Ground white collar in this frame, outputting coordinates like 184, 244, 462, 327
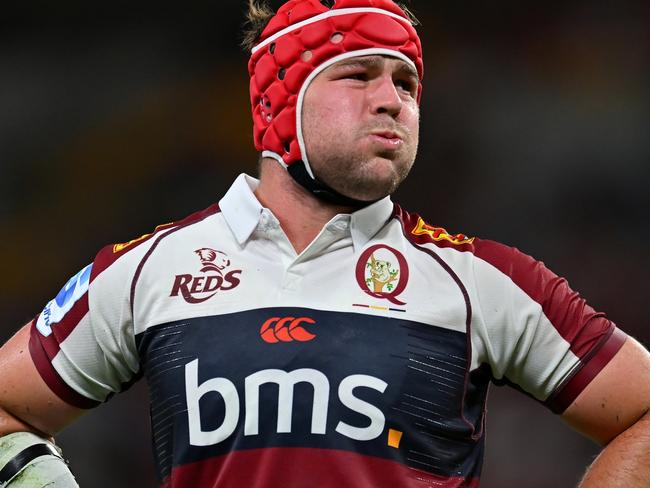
219, 173, 394, 250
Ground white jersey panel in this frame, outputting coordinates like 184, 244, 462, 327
31, 175, 623, 420
46, 232, 166, 402
132, 216, 469, 338
464, 248, 579, 400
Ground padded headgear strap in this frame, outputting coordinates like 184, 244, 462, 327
248, 0, 423, 206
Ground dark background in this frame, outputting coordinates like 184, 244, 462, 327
1, 1, 648, 486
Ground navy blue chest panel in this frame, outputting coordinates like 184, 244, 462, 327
136, 308, 488, 481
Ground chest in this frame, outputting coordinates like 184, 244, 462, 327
134, 234, 484, 480
138, 306, 478, 475
133, 235, 472, 336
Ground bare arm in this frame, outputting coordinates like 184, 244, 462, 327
0, 322, 86, 437
562, 337, 650, 487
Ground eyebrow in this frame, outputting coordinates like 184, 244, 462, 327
332, 56, 419, 80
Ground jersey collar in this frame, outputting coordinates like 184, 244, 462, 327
219, 173, 394, 250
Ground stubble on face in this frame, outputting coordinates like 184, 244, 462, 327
305, 118, 418, 201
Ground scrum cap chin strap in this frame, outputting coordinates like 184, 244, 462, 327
248, 0, 423, 207
286, 158, 363, 207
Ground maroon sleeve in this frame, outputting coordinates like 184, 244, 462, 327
546, 327, 627, 413
473, 239, 627, 413
29, 318, 100, 409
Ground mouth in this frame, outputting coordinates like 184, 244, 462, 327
369, 130, 404, 149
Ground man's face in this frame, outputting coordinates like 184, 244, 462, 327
301, 55, 420, 202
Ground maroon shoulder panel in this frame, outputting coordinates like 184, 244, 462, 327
129, 204, 221, 314
392, 203, 627, 413
470, 238, 620, 363
28, 203, 221, 410
90, 204, 216, 283
392, 204, 477, 252
91, 203, 221, 287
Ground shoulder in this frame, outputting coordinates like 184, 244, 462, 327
391, 202, 526, 263
90, 203, 222, 281
391, 204, 476, 252
391, 203, 561, 299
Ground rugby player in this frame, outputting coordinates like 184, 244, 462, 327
1, 0, 650, 486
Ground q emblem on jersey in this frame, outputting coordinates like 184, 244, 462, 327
170, 248, 242, 304
355, 244, 409, 306
36, 263, 93, 337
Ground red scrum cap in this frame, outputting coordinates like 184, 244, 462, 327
248, 0, 423, 205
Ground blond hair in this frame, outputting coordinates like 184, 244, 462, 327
241, 0, 420, 52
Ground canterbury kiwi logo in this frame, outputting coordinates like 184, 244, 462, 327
260, 317, 317, 343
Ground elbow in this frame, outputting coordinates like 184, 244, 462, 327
0, 405, 53, 439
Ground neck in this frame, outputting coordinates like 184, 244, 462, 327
254, 159, 353, 254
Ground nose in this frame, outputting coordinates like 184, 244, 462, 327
368, 75, 402, 118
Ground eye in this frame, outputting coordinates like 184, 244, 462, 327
395, 78, 416, 95
342, 72, 368, 81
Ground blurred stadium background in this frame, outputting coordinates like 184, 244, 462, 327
1, 1, 648, 486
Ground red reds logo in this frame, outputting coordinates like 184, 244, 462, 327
260, 317, 317, 343
355, 244, 409, 306
170, 248, 242, 304
195, 248, 231, 273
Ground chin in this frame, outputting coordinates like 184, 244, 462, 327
343, 176, 399, 201
338, 158, 407, 199
310, 149, 413, 200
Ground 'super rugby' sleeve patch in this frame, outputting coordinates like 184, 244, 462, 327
35, 263, 92, 338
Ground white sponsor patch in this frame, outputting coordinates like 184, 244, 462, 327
36, 264, 93, 337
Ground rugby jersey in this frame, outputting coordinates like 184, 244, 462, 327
30, 173, 626, 487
